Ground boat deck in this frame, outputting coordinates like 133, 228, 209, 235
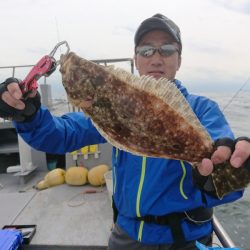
0, 172, 112, 249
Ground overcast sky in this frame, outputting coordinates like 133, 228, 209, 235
0, 0, 250, 96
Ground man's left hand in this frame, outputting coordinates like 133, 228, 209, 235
197, 138, 250, 176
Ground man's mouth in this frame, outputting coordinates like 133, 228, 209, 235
148, 71, 165, 78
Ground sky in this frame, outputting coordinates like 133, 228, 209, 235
0, 0, 250, 97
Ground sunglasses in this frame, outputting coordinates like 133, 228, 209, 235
136, 44, 179, 57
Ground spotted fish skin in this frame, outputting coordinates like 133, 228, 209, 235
60, 52, 212, 163
60, 52, 250, 199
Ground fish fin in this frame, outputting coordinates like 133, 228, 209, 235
108, 67, 213, 144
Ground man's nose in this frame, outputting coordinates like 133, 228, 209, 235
151, 51, 164, 65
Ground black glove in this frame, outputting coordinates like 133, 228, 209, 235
234, 136, 250, 144
192, 167, 217, 197
0, 77, 41, 122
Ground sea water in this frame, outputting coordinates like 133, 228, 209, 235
197, 91, 250, 249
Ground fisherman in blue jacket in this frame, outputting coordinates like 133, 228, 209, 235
0, 13, 250, 250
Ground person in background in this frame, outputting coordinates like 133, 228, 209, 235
0, 13, 249, 250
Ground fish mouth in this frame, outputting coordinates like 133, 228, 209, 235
81, 96, 94, 108
84, 96, 93, 101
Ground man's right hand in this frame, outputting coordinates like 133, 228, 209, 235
0, 77, 41, 122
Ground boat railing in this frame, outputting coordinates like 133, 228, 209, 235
0, 58, 134, 77
213, 215, 237, 248
0, 57, 135, 115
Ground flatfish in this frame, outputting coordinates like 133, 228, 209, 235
60, 52, 250, 198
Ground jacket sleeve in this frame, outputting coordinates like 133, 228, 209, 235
13, 106, 107, 154
190, 95, 243, 207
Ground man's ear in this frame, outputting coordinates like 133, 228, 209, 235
177, 55, 182, 71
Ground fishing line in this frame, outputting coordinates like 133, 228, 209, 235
55, 17, 62, 54
222, 78, 250, 112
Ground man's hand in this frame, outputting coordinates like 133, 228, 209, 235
197, 138, 250, 176
230, 139, 250, 168
0, 77, 41, 122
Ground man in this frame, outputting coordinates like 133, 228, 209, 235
0, 13, 249, 250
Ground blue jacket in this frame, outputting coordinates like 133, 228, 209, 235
14, 80, 243, 244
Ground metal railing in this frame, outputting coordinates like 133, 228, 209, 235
213, 215, 236, 247
0, 57, 135, 116
0, 58, 134, 77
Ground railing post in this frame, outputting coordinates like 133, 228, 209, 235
12, 67, 15, 77
213, 215, 236, 248
131, 60, 134, 74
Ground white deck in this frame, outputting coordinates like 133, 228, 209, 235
0, 172, 232, 250
0, 172, 112, 249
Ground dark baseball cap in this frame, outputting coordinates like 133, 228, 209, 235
134, 13, 182, 53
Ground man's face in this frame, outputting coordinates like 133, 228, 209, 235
134, 30, 181, 80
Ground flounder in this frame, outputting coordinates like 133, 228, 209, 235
60, 52, 250, 199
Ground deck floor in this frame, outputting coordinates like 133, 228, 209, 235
0, 171, 226, 249
0, 172, 112, 249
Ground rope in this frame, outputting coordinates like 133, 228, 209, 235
67, 188, 104, 207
